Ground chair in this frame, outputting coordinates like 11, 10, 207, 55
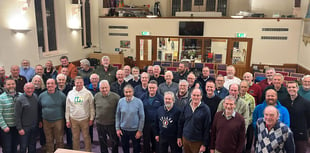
209, 69, 215, 74
283, 68, 296, 73
217, 64, 227, 70
112, 64, 122, 69
153, 61, 161, 66
172, 62, 180, 67
161, 62, 172, 67
284, 76, 298, 82
217, 70, 227, 76
254, 72, 266, 83
209, 73, 216, 79
194, 63, 204, 69
166, 67, 177, 72
290, 72, 305, 78
276, 71, 289, 76
204, 63, 215, 70
274, 67, 283, 72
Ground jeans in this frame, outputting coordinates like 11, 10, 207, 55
0, 126, 18, 153
71, 118, 91, 152
97, 123, 119, 153
64, 125, 72, 148
143, 123, 158, 153
158, 136, 182, 153
19, 126, 38, 153
43, 119, 64, 153
121, 130, 141, 153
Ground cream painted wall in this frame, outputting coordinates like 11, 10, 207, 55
99, 18, 302, 66
251, 0, 294, 17
298, 0, 310, 70
227, 0, 250, 16
0, 0, 99, 72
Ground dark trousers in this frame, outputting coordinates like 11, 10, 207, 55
245, 124, 254, 152
0, 126, 18, 153
19, 126, 38, 153
97, 123, 119, 153
64, 125, 72, 148
121, 130, 141, 153
89, 125, 94, 143
143, 123, 158, 153
159, 136, 182, 153
39, 127, 46, 146
295, 140, 307, 153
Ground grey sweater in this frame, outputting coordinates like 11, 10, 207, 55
15, 94, 39, 130
94, 92, 120, 125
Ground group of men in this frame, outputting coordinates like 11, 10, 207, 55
0, 56, 309, 153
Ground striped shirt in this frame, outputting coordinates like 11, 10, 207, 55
0, 92, 21, 129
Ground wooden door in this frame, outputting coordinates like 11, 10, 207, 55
136, 36, 156, 69
226, 38, 253, 78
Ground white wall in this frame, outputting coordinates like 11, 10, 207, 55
298, 0, 310, 70
251, 0, 294, 17
99, 18, 302, 66
0, 0, 99, 72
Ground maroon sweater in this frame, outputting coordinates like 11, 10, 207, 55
248, 83, 262, 105
210, 111, 245, 153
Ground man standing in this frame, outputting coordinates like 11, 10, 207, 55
95, 56, 117, 83
87, 73, 100, 95
140, 80, 164, 153
57, 56, 78, 79
123, 65, 133, 82
38, 78, 66, 153
217, 83, 249, 128
203, 80, 222, 123
174, 80, 190, 110
178, 88, 211, 153
9, 65, 27, 93
78, 59, 94, 86
66, 76, 95, 152
94, 80, 120, 153
243, 72, 262, 105
197, 66, 215, 94
111, 70, 128, 97
187, 72, 200, 95
258, 67, 275, 92
214, 75, 229, 99
223, 65, 241, 89
239, 80, 255, 153
116, 85, 145, 153
0, 78, 22, 153
158, 71, 179, 96
282, 81, 310, 153
210, 96, 245, 153
155, 91, 182, 153
134, 72, 149, 99
150, 65, 165, 85
128, 67, 141, 88
15, 83, 39, 153
19, 59, 35, 82
255, 106, 295, 153
298, 75, 310, 100
262, 73, 289, 102
252, 89, 290, 131
0, 66, 8, 88
173, 62, 189, 83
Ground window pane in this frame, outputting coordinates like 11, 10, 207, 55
45, 0, 57, 51
206, 0, 216, 11
217, 0, 227, 16
34, 0, 45, 52
183, 0, 192, 11
82, 0, 92, 47
172, 0, 181, 16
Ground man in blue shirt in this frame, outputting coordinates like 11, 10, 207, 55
116, 85, 145, 153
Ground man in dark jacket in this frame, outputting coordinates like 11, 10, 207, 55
282, 81, 310, 153
177, 88, 211, 153
140, 80, 164, 153
155, 91, 182, 153
94, 56, 117, 83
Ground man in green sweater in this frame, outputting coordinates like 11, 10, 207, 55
39, 79, 66, 153
94, 80, 120, 153
0, 78, 22, 153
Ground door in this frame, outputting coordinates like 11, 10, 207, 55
227, 38, 253, 78
136, 36, 156, 70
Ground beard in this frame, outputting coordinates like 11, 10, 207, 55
165, 103, 172, 108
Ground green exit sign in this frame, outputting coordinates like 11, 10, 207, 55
236, 33, 246, 37
142, 31, 150, 35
